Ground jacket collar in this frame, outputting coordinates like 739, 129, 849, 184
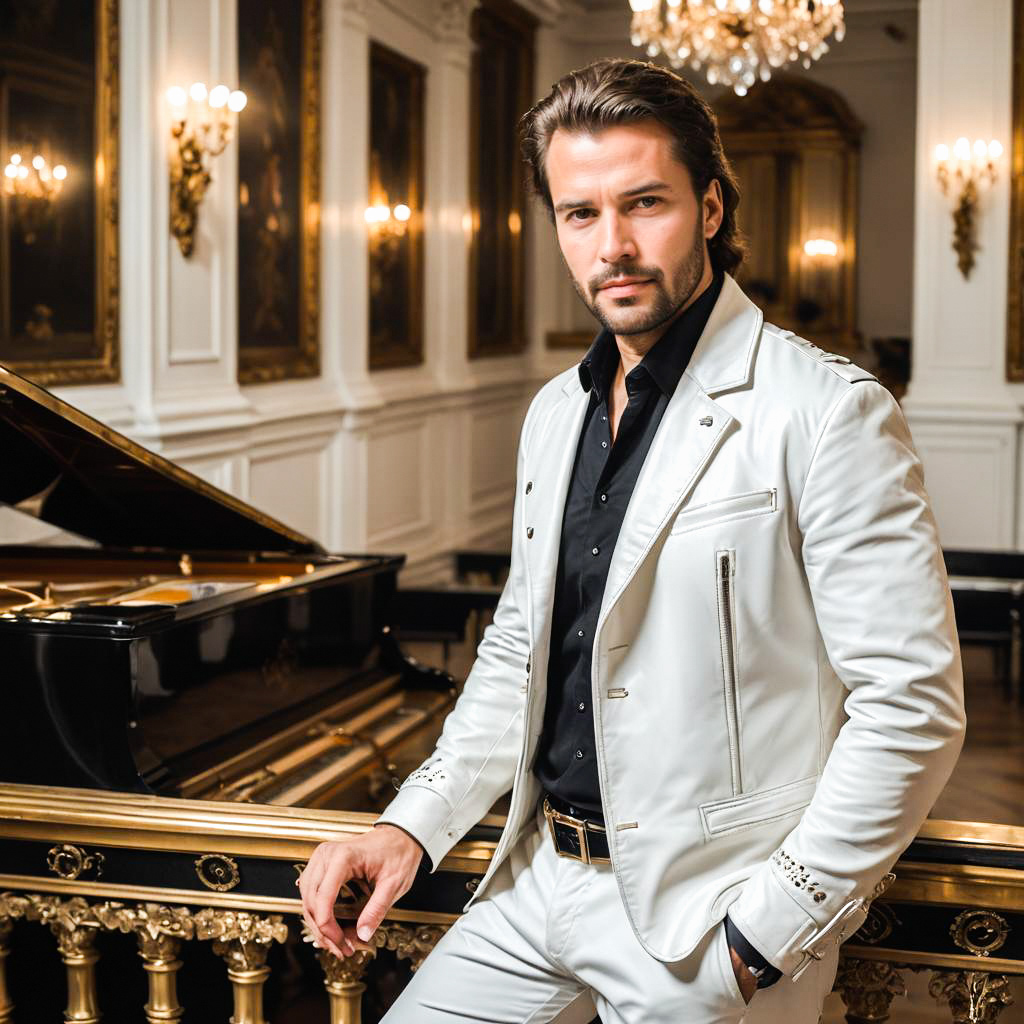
560, 273, 762, 401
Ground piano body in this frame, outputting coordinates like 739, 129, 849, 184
0, 361, 1022, 1024
0, 363, 501, 1023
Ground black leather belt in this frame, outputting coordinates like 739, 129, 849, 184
542, 795, 611, 864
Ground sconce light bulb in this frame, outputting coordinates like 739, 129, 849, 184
628, 0, 654, 11
9, 153, 21, 166
364, 207, 376, 224
394, 204, 411, 221
209, 84, 230, 109
989, 140, 1003, 161
935, 143, 949, 162
3, 165, 16, 179
166, 86, 187, 108
228, 90, 247, 113
189, 82, 208, 103
953, 137, 971, 161
16, 166, 28, 179
973, 139, 988, 159
31, 155, 45, 170
53, 164, 67, 180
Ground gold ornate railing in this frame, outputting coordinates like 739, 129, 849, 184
0, 786, 1020, 1023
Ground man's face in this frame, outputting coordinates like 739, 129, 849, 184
545, 120, 723, 337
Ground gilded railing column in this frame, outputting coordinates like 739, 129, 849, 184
834, 956, 907, 1024
316, 946, 376, 1024
0, 917, 14, 1024
48, 899, 102, 1024
195, 909, 288, 1024
94, 903, 193, 1024
929, 970, 1015, 1023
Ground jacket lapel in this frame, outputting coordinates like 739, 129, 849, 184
598, 274, 764, 626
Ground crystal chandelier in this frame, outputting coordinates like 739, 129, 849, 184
628, 0, 846, 95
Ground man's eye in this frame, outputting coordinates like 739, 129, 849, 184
568, 209, 593, 222
635, 196, 660, 209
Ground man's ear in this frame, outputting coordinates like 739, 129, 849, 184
703, 179, 724, 238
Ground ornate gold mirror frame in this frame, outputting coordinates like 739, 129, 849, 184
0, 0, 119, 386
1006, 0, 1024, 380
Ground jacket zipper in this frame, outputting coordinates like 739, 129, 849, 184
717, 549, 742, 796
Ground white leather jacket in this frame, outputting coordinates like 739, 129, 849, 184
378, 274, 966, 978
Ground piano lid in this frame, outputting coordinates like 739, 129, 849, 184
0, 364, 325, 554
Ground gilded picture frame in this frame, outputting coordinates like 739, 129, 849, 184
367, 41, 425, 371
1007, 0, 1024, 380
236, 0, 321, 385
468, 0, 536, 359
0, 0, 119, 386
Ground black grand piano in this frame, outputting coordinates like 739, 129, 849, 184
0, 363, 501, 1023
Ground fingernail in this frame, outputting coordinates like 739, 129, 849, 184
357, 925, 372, 941
302, 934, 314, 943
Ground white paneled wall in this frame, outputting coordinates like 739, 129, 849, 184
902, 0, 1020, 550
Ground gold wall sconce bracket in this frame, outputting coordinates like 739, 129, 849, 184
935, 137, 1003, 279
166, 83, 247, 258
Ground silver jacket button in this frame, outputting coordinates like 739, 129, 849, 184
699, 415, 713, 427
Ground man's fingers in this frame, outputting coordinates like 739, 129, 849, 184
312, 850, 358, 955
355, 875, 402, 942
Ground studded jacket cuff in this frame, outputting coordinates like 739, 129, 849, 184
375, 785, 459, 872
726, 852, 871, 978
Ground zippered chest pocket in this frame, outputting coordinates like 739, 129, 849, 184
717, 548, 742, 796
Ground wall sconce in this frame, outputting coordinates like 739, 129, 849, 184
3, 151, 68, 245
935, 137, 1002, 279
167, 81, 247, 257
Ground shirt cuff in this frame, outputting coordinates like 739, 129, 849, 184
725, 914, 783, 988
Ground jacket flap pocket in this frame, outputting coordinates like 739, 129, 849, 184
670, 488, 777, 536
699, 775, 818, 839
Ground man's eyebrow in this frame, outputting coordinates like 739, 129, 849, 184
552, 181, 672, 214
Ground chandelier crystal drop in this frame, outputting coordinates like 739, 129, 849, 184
628, 0, 846, 95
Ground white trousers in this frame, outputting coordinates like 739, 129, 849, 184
382, 806, 839, 1024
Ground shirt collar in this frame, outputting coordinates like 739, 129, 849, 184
578, 271, 724, 402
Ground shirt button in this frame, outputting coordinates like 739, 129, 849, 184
599, 493, 608, 503
577, 701, 586, 712
591, 546, 600, 556
601, 440, 608, 449
526, 481, 533, 494
577, 629, 585, 638
526, 527, 534, 539
602, 414, 607, 422
575, 749, 584, 759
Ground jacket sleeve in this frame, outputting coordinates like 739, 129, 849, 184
727, 379, 966, 977
374, 408, 535, 870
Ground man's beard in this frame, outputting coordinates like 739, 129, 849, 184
568, 215, 707, 337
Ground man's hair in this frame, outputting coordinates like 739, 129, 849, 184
520, 58, 746, 276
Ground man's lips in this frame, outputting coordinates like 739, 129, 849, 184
598, 278, 652, 297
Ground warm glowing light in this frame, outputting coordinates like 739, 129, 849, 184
53, 165, 67, 181
935, 143, 949, 162
364, 205, 392, 223
209, 84, 230, 109
804, 238, 838, 257
189, 81, 208, 103
166, 86, 187, 108
393, 204, 411, 221
16, 166, 27, 180
228, 90, 247, 113
3, 165, 16, 179
629, 0, 654, 10
989, 139, 1004, 161
31, 155, 44, 170
507, 210, 522, 234
9, 154, 21, 166
953, 137, 971, 161
973, 139, 988, 159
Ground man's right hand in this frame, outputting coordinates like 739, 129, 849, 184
298, 823, 424, 958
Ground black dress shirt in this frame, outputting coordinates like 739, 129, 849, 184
534, 272, 724, 818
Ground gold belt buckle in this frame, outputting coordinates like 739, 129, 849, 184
543, 797, 599, 864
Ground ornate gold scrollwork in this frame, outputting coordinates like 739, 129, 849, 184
854, 903, 901, 946
317, 945, 377, 1024
194, 853, 241, 892
834, 956, 907, 1023
950, 909, 1011, 958
0, 916, 14, 1024
379, 922, 448, 973
929, 969, 1015, 1024
47, 843, 105, 881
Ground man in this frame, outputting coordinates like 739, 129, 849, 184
299, 59, 965, 1022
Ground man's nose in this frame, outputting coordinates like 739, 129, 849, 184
597, 211, 637, 264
